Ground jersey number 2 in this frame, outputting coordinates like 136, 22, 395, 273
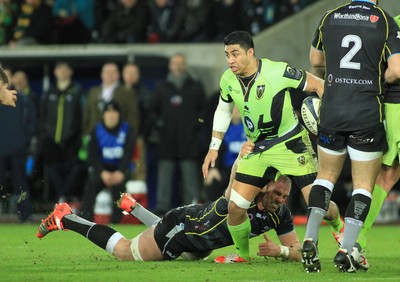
339, 35, 362, 70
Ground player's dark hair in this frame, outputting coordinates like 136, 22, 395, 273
224, 31, 254, 52
0, 67, 9, 85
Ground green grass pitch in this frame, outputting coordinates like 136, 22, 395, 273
1, 223, 399, 281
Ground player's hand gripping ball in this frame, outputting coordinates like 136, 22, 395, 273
301, 96, 321, 135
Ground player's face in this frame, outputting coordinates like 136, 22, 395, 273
259, 180, 290, 212
224, 44, 254, 77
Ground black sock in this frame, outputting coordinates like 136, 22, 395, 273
62, 214, 118, 250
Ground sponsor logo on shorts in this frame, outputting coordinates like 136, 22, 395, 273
349, 135, 374, 144
297, 155, 306, 165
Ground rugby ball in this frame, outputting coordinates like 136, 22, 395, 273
301, 96, 321, 135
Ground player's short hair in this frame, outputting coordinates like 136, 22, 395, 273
224, 31, 254, 52
0, 66, 9, 85
276, 175, 292, 190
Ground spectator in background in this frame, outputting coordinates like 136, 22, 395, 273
203, 106, 246, 202
101, 0, 150, 44
11, 70, 40, 183
147, 0, 185, 43
151, 53, 206, 213
0, 0, 19, 45
52, 0, 94, 44
9, 0, 53, 46
92, 0, 118, 42
39, 62, 86, 203
179, 0, 212, 42
278, 0, 302, 21
12, 70, 40, 115
210, 0, 244, 42
0, 67, 35, 222
83, 62, 139, 136
122, 62, 159, 208
80, 101, 135, 223
242, 0, 278, 35
122, 62, 151, 181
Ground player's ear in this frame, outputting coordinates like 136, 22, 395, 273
261, 182, 271, 193
247, 48, 255, 57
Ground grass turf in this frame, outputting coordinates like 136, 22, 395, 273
1, 223, 399, 281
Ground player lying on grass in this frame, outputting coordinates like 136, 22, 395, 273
36, 158, 301, 262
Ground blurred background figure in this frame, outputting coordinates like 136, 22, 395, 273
52, 0, 94, 44
83, 62, 139, 136
0, 0, 19, 46
80, 101, 135, 223
0, 67, 35, 222
9, 0, 53, 46
12, 70, 40, 113
242, 0, 278, 36
122, 62, 159, 208
147, 0, 185, 43
122, 63, 150, 180
209, 0, 244, 42
39, 62, 86, 203
101, 0, 150, 44
179, 0, 212, 42
150, 53, 206, 213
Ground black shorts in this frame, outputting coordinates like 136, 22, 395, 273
317, 123, 388, 152
153, 207, 192, 260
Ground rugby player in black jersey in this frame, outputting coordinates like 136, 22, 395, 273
301, 0, 400, 273
36, 142, 302, 262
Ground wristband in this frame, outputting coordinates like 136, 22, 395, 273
279, 245, 290, 258
209, 137, 222, 150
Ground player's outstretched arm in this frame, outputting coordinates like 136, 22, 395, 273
258, 233, 301, 261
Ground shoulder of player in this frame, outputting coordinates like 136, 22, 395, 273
259, 58, 288, 75
260, 59, 304, 81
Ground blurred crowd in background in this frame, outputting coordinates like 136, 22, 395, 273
0, 0, 317, 46
1, 0, 399, 224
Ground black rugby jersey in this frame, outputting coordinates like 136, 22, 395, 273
312, 0, 400, 130
182, 197, 293, 252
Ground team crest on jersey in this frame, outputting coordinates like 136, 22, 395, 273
256, 85, 265, 99
369, 15, 379, 23
297, 155, 306, 165
283, 65, 302, 80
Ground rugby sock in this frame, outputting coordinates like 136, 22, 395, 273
305, 207, 326, 242
341, 189, 372, 254
357, 184, 387, 250
227, 217, 251, 260
131, 203, 160, 227
62, 214, 124, 254
304, 182, 332, 242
